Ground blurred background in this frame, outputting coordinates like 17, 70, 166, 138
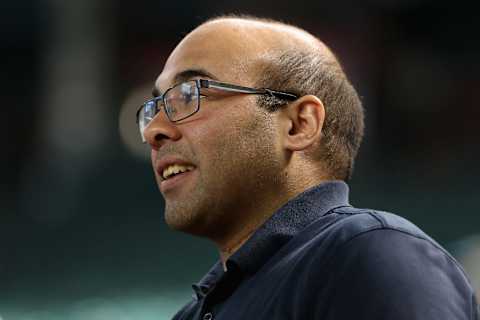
1, 0, 479, 319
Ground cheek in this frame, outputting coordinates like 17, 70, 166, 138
151, 149, 158, 168
150, 149, 156, 163
183, 99, 278, 176
185, 106, 240, 153
187, 124, 228, 166
194, 114, 272, 170
151, 149, 162, 181
183, 113, 241, 173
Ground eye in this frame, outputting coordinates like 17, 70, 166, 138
165, 104, 177, 116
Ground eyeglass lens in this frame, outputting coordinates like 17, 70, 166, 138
139, 81, 200, 142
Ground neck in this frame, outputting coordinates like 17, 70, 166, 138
216, 181, 328, 270
219, 227, 256, 270
214, 198, 277, 269
213, 188, 290, 270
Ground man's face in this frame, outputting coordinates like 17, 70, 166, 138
145, 22, 286, 240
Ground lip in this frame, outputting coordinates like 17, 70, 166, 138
159, 169, 195, 193
155, 156, 196, 179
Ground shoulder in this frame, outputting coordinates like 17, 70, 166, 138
295, 207, 439, 262
303, 206, 451, 258
302, 207, 477, 319
323, 206, 431, 242
308, 206, 471, 288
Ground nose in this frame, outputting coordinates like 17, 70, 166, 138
143, 111, 182, 148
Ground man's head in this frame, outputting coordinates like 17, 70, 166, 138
142, 15, 364, 243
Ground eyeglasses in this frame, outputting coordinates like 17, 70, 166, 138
136, 79, 298, 142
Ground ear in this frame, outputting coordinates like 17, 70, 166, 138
281, 95, 325, 152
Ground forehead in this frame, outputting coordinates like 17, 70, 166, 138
155, 21, 272, 90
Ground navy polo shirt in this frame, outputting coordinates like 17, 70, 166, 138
172, 181, 479, 320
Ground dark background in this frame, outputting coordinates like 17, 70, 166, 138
1, 0, 479, 318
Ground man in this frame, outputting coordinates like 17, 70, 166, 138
136, 15, 479, 319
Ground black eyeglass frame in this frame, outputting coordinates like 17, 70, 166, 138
136, 79, 298, 127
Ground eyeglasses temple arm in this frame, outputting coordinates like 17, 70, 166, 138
200, 79, 297, 101
201, 79, 263, 93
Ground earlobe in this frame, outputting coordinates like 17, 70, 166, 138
283, 95, 325, 152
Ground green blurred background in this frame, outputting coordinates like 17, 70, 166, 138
1, 0, 479, 319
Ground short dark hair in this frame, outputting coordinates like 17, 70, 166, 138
256, 50, 364, 181
205, 15, 365, 181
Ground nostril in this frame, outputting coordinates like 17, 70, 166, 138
154, 133, 169, 141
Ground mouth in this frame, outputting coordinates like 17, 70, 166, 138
155, 157, 197, 193
158, 162, 197, 194
161, 163, 195, 181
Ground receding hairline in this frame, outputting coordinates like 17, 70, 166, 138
199, 15, 338, 62
203, 14, 313, 39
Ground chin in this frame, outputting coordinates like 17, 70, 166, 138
164, 204, 210, 235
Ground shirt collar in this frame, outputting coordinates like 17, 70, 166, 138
192, 260, 224, 300
192, 180, 350, 299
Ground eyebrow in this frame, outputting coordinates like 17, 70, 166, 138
152, 68, 218, 97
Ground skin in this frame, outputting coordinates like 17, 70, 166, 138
143, 18, 328, 268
